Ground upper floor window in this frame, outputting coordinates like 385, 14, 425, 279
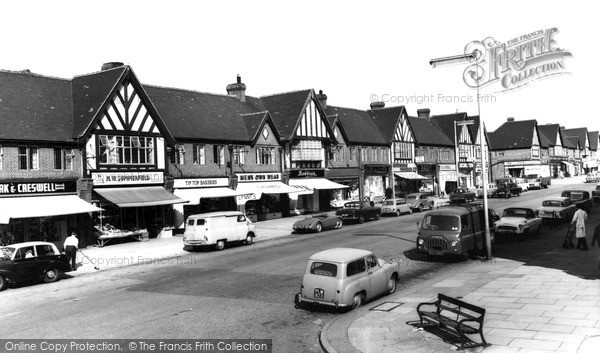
332, 146, 345, 162
192, 144, 205, 165
256, 147, 275, 165
438, 149, 450, 161
0, 145, 3, 170
213, 145, 225, 165
393, 141, 412, 161
170, 144, 185, 165
458, 144, 470, 158
18, 146, 39, 170
99, 135, 155, 165
233, 146, 247, 165
349, 147, 357, 162
54, 148, 74, 170
531, 146, 540, 158
291, 140, 321, 161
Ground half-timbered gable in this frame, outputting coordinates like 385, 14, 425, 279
73, 68, 173, 175
368, 105, 413, 166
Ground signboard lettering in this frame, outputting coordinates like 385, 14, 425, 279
237, 173, 282, 183
289, 169, 325, 178
92, 172, 164, 185
0, 181, 77, 196
174, 178, 229, 188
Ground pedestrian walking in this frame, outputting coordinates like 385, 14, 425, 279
63, 231, 79, 270
592, 223, 600, 248
571, 204, 588, 250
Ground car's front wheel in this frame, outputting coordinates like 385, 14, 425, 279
315, 223, 322, 232
44, 268, 59, 283
358, 216, 365, 224
245, 234, 253, 245
0, 275, 7, 291
335, 220, 342, 229
395, 210, 401, 217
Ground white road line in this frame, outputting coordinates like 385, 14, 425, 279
0, 311, 23, 318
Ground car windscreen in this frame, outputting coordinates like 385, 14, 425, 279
0, 247, 15, 260
309, 262, 338, 277
407, 195, 416, 200
503, 209, 527, 218
569, 192, 584, 200
421, 215, 459, 231
383, 201, 394, 206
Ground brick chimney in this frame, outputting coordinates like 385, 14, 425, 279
101, 62, 124, 71
226, 75, 246, 102
316, 90, 328, 110
507, 117, 515, 122
417, 108, 431, 121
370, 101, 385, 109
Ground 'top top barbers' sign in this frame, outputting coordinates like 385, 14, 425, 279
464, 28, 572, 92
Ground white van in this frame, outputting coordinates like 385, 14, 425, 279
183, 211, 256, 251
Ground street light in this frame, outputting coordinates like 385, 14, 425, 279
430, 52, 492, 261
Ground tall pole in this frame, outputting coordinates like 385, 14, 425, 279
358, 146, 364, 208
454, 121, 460, 189
478, 81, 492, 260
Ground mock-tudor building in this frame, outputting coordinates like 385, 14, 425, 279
326, 97, 390, 205
561, 127, 593, 176
487, 118, 548, 181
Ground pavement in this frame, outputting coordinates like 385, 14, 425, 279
321, 175, 600, 353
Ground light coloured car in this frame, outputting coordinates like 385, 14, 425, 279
586, 173, 599, 183
476, 184, 498, 198
406, 192, 434, 212
536, 197, 576, 221
496, 207, 543, 237
381, 198, 412, 216
295, 248, 400, 310
515, 178, 529, 192
183, 211, 256, 251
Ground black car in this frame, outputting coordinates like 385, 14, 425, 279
0, 241, 72, 291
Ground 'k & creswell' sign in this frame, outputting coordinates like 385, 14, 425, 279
0, 181, 77, 196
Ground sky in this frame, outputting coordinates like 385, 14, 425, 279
1, 0, 596, 132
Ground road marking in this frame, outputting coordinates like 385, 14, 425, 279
0, 311, 23, 318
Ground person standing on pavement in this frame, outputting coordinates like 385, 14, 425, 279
571, 204, 588, 250
63, 231, 79, 270
592, 223, 600, 248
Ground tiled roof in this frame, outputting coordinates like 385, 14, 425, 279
367, 106, 406, 143
589, 131, 599, 151
537, 124, 561, 147
561, 127, 588, 149
71, 67, 127, 138
407, 116, 454, 147
488, 119, 538, 150
256, 90, 313, 141
326, 105, 386, 145
0, 70, 74, 142
240, 111, 281, 144
430, 112, 469, 143
142, 85, 259, 142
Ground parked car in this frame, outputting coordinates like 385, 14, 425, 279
496, 207, 543, 237
183, 211, 256, 251
586, 173, 600, 183
293, 214, 342, 233
448, 188, 476, 203
0, 241, 72, 291
515, 178, 529, 192
476, 183, 498, 198
381, 198, 412, 216
416, 203, 497, 260
537, 196, 576, 221
593, 183, 600, 202
295, 248, 400, 309
335, 201, 381, 224
561, 190, 593, 212
406, 192, 434, 212
492, 183, 521, 198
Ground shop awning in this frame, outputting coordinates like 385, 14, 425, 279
0, 195, 103, 224
289, 178, 349, 191
95, 186, 187, 208
395, 172, 427, 180
174, 187, 251, 205
234, 182, 301, 204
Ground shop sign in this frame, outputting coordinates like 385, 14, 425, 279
289, 169, 325, 178
504, 160, 541, 166
364, 166, 389, 175
438, 164, 456, 171
459, 162, 473, 168
0, 180, 77, 196
414, 156, 425, 163
173, 178, 229, 188
393, 165, 417, 173
237, 173, 281, 182
92, 171, 164, 185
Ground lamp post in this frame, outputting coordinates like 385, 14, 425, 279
430, 52, 492, 260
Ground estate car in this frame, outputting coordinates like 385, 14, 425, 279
295, 248, 400, 309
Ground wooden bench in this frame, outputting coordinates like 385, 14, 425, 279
416, 293, 489, 350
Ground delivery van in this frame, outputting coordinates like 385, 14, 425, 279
183, 211, 256, 251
